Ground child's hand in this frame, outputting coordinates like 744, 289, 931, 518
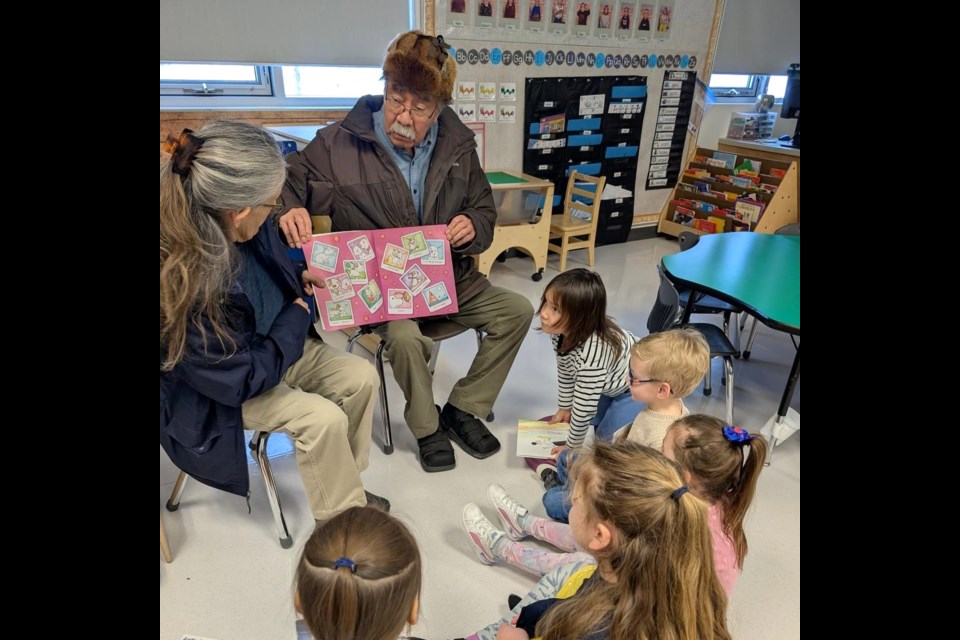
496, 623, 530, 640
548, 409, 571, 424
550, 444, 567, 457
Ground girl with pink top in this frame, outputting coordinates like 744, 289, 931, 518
663, 414, 768, 593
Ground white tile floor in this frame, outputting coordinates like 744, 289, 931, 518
160, 236, 800, 640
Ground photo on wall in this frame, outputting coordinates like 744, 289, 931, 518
501, 0, 520, 29
595, 1, 614, 37
638, 3, 654, 39
528, 0, 545, 32
573, 1, 594, 37
448, 0, 470, 27
617, 1, 638, 39
656, 0, 674, 40
550, 0, 569, 35
477, 0, 496, 27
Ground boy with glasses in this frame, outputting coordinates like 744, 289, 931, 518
278, 31, 534, 473
543, 327, 709, 521
618, 327, 710, 448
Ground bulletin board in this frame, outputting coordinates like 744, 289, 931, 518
423, 0, 721, 217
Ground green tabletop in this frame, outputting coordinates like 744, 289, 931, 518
485, 171, 529, 185
662, 233, 800, 335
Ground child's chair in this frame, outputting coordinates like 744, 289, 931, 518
165, 431, 294, 549
647, 265, 737, 425
346, 321, 490, 454
547, 171, 607, 272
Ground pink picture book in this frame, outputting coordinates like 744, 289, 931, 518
302, 224, 458, 331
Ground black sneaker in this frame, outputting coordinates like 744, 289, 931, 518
440, 402, 501, 459
417, 428, 456, 472
541, 468, 561, 490
364, 491, 391, 512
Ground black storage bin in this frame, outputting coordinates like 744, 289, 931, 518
595, 198, 634, 246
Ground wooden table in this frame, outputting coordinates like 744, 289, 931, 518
475, 170, 555, 282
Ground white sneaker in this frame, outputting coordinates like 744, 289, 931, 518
461, 503, 504, 565
488, 483, 529, 541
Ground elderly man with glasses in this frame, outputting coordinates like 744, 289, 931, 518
278, 31, 534, 473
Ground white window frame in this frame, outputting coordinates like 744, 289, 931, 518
160, 63, 274, 97
160, 63, 386, 110
708, 74, 788, 103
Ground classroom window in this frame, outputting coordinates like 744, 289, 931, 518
709, 74, 788, 101
280, 66, 384, 100
160, 63, 386, 107
160, 63, 273, 96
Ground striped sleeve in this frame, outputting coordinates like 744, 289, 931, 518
563, 335, 615, 448
554, 329, 636, 448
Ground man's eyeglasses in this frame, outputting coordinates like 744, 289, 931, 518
259, 201, 283, 214
384, 95, 438, 122
628, 370, 660, 386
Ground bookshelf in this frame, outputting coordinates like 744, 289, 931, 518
657, 147, 799, 238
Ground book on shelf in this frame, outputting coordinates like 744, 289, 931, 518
734, 199, 765, 224
516, 420, 569, 457
302, 224, 457, 330
712, 151, 738, 169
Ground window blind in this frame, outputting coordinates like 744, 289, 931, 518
160, 0, 413, 66
712, 0, 799, 76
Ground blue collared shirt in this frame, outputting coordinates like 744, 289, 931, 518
373, 106, 438, 223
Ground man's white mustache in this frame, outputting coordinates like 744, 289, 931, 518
390, 122, 416, 140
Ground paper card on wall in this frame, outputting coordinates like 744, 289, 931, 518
478, 82, 497, 101
528, 0, 544, 33
466, 121, 485, 169
303, 225, 458, 331
539, 113, 566, 133
617, 1, 637, 38
448, 0, 469, 25
550, 0, 569, 35
476, 0, 496, 27
478, 104, 497, 122
573, 0, 594, 36
499, 82, 517, 101
595, 0, 614, 36
498, 105, 517, 123
638, 3, 654, 35
501, 0, 519, 28
456, 82, 476, 101
457, 103, 477, 122
579, 93, 605, 116
656, 0, 674, 40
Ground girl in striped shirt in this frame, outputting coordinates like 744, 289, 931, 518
535, 270, 641, 519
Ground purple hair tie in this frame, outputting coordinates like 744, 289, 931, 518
671, 485, 689, 501
333, 557, 357, 573
723, 425, 755, 444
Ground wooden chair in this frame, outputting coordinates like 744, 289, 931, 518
547, 171, 607, 272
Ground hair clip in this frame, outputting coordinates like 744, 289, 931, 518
671, 485, 689, 501
333, 556, 357, 573
722, 425, 755, 444
162, 128, 204, 177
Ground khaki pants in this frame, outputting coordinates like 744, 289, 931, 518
241, 338, 379, 520
376, 285, 534, 438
